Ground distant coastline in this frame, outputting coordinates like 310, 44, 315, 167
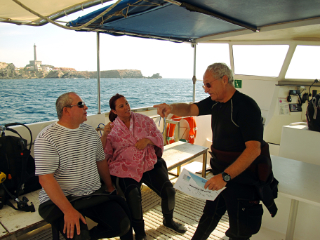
0, 62, 162, 79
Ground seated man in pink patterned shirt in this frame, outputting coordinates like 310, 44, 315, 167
101, 93, 187, 240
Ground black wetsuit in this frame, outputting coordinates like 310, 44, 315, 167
192, 91, 277, 240
200, 90, 264, 151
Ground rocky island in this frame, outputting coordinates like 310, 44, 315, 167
0, 62, 162, 79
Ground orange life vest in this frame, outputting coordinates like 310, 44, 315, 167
166, 115, 197, 144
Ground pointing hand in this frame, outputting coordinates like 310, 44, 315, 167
153, 103, 172, 118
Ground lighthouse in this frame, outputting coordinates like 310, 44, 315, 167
34, 44, 37, 70
26, 44, 42, 71
34, 44, 37, 61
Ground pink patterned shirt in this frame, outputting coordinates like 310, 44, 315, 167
104, 112, 164, 182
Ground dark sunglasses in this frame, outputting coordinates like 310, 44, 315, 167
66, 101, 86, 108
202, 82, 212, 89
202, 76, 224, 89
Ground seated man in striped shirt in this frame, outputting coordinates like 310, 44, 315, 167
34, 92, 133, 240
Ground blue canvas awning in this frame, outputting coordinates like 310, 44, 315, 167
67, 0, 320, 43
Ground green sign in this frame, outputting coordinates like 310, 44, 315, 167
234, 79, 242, 88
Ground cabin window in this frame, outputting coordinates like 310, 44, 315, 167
286, 45, 320, 79
196, 43, 230, 79
233, 45, 289, 77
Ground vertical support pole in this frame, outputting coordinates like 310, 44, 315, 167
285, 199, 299, 240
163, 118, 168, 146
192, 42, 197, 103
202, 151, 207, 178
229, 43, 235, 74
97, 32, 101, 114
176, 121, 180, 142
177, 165, 181, 176
278, 43, 297, 81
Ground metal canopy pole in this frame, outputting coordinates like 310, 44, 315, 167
97, 32, 101, 114
192, 42, 197, 102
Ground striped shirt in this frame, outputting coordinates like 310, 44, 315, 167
34, 122, 105, 204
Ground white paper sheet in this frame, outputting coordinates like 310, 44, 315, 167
174, 168, 225, 201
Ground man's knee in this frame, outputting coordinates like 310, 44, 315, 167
227, 200, 263, 238
240, 201, 263, 235
53, 218, 90, 240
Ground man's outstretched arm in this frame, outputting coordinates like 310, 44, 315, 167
153, 103, 199, 118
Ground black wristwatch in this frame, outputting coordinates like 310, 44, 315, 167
222, 172, 231, 182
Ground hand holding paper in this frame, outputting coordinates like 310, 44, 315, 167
174, 169, 225, 201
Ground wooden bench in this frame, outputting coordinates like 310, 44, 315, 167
163, 141, 208, 178
0, 189, 46, 239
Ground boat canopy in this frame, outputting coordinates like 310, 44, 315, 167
0, 0, 113, 26
67, 0, 320, 43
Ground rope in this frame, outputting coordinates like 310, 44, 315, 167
97, 123, 105, 136
157, 116, 166, 134
11, 0, 122, 30
98, 0, 161, 25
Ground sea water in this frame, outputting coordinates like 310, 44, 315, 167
0, 78, 208, 125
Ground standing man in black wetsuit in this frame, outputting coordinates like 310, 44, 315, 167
153, 63, 278, 240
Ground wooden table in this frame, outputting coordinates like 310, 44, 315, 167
271, 155, 320, 240
163, 141, 208, 178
